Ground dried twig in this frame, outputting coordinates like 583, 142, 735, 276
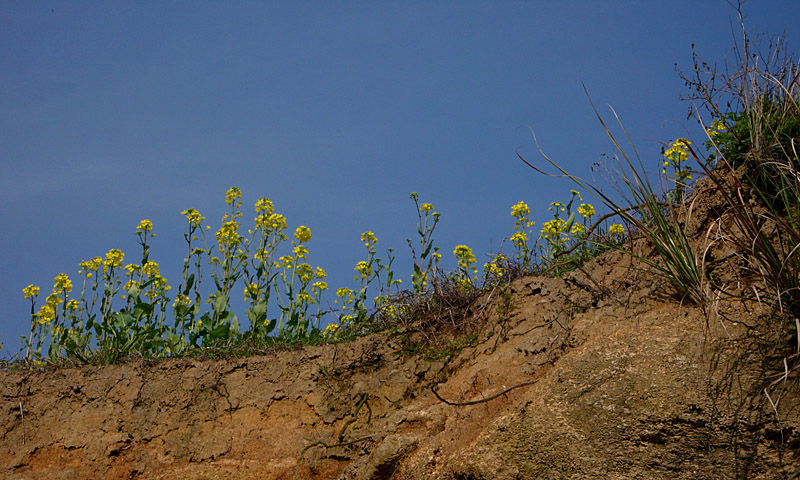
19, 402, 25, 445
430, 379, 539, 406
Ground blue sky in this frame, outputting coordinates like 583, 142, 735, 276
1, 1, 797, 353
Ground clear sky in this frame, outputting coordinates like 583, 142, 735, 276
1, 1, 797, 353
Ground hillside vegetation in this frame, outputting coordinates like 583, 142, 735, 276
2, 13, 800, 480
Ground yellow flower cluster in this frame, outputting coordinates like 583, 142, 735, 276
181, 208, 205, 228
577, 203, 595, 219
78, 257, 103, 278
216, 221, 242, 250
276, 255, 293, 269
511, 201, 530, 218
323, 323, 340, 338
355, 260, 372, 279
142, 261, 160, 277
124, 279, 139, 292
453, 244, 477, 273
23, 284, 40, 299
361, 231, 378, 247
136, 219, 153, 233
296, 291, 314, 304
707, 119, 727, 138
293, 244, 309, 259
244, 283, 260, 302
663, 138, 692, 179
32, 273, 77, 324
53, 273, 72, 293
294, 225, 312, 243
173, 294, 191, 308
541, 218, 568, 244
609, 223, 625, 237
420, 203, 434, 213
312, 281, 328, 295
510, 231, 528, 248
297, 263, 315, 283
571, 223, 586, 236
483, 254, 506, 279
256, 213, 287, 231
255, 197, 274, 214
104, 249, 125, 271
337, 287, 355, 304
225, 186, 243, 205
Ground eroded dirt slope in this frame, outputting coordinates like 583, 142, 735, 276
2, 250, 800, 479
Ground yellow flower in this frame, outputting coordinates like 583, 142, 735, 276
66, 299, 80, 311
244, 283, 260, 301
577, 203, 596, 219
136, 219, 153, 233
420, 203, 434, 213
225, 186, 243, 205
45, 292, 60, 307
79, 257, 104, 272
361, 231, 378, 247
323, 323, 340, 338
216, 221, 242, 249
571, 223, 586, 236
293, 245, 309, 259
297, 263, 314, 283
278, 255, 294, 268
337, 287, 354, 304
295, 225, 312, 243
312, 281, 328, 295
664, 138, 691, 164
432, 252, 442, 264
53, 273, 72, 294
510, 231, 528, 248
297, 291, 314, 304
36, 304, 56, 324
181, 208, 205, 227
315, 266, 327, 279
255, 197, 274, 215
707, 119, 727, 138
570, 190, 583, 201
510, 201, 530, 218
104, 249, 125, 270
23, 284, 40, 299
483, 255, 505, 278
453, 245, 476, 270
142, 261, 160, 276
548, 201, 565, 212
262, 213, 287, 231
541, 218, 567, 239
355, 260, 372, 278
610, 223, 625, 237
173, 294, 191, 307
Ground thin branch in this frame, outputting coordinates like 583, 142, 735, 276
430, 379, 539, 406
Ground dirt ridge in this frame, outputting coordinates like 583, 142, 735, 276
2, 251, 800, 479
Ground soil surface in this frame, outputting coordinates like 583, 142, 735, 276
2, 247, 800, 479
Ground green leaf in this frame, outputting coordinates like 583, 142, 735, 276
133, 302, 154, 319
246, 303, 267, 326
183, 274, 195, 295
214, 293, 229, 314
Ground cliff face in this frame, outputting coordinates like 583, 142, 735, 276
2, 249, 799, 479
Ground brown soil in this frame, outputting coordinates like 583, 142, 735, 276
3, 246, 800, 478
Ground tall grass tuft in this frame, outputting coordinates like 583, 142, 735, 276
681, 9, 800, 331
519, 90, 705, 306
